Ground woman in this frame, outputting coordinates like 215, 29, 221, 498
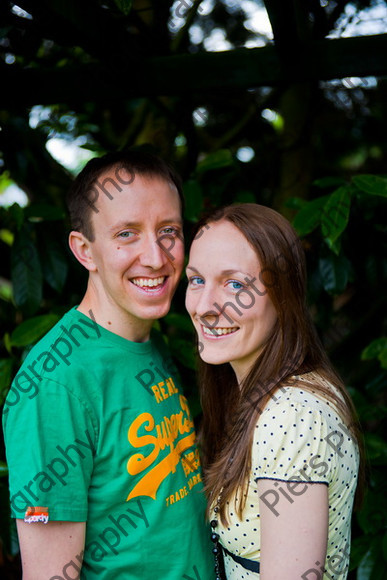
185, 204, 362, 579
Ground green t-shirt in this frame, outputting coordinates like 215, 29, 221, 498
3, 308, 213, 579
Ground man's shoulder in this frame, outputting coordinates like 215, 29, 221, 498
4, 308, 103, 405
24, 307, 102, 361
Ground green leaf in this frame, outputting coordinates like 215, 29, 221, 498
353, 174, 387, 197
0, 277, 12, 302
114, 0, 133, 15
318, 253, 351, 295
8, 203, 24, 230
350, 536, 373, 571
321, 186, 351, 246
10, 314, 59, 347
196, 150, 234, 174
0, 358, 13, 405
25, 204, 66, 222
284, 197, 307, 210
165, 312, 194, 334
42, 241, 69, 293
325, 236, 342, 256
168, 338, 197, 370
0, 228, 14, 245
293, 195, 330, 237
234, 191, 256, 203
4, 333, 12, 354
361, 337, 387, 369
0, 461, 8, 478
183, 180, 204, 222
357, 548, 374, 580
364, 433, 387, 464
11, 230, 42, 315
0, 170, 13, 193
313, 176, 347, 189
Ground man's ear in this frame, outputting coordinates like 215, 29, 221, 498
68, 231, 97, 272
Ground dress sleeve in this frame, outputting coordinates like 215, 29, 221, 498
3, 376, 97, 522
252, 397, 337, 485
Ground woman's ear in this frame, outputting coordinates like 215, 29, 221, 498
68, 231, 97, 272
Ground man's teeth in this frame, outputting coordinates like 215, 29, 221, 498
202, 326, 238, 336
132, 277, 165, 288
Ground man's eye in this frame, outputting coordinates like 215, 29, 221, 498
118, 231, 135, 239
160, 227, 178, 236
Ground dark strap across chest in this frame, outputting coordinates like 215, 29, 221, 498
222, 546, 260, 573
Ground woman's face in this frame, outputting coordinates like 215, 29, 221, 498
185, 220, 278, 383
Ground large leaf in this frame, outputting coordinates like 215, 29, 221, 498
321, 186, 351, 250
11, 229, 42, 315
353, 174, 387, 197
10, 313, 59, 347
196, 149, 234, 174
42, 240, 69, 292
293, 195, 330, 237
361, 337, 387, 369
318, 253, 351, 295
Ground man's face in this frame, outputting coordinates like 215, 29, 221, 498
86, 170, 184, 339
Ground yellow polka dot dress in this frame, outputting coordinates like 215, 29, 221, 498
214, 381, 359, 579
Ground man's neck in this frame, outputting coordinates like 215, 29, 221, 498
76, 297, 153, 343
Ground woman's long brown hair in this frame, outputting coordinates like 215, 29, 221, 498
191, 204, 364, 524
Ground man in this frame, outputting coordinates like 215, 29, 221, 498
3, 151, 213, 579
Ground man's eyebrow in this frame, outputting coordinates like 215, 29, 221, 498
109, 217, 183, 233
108, 221, 139, 233
158, 217, 183, 226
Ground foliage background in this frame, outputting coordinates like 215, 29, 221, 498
0, 1, 386, 578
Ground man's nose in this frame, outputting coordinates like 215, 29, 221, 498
139, 236, 167, 270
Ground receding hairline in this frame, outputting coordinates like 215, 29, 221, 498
89, 163, 183, 210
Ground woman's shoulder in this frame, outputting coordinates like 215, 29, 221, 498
262, 371, 343, 420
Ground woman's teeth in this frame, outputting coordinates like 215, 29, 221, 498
202, 326, 238, 336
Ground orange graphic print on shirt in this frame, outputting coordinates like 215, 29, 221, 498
126, 394, 196, 501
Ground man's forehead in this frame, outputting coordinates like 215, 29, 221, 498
88, 169, 182, 229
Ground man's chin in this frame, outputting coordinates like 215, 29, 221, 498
138, 302, 173, 321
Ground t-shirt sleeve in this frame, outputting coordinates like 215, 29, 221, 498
252, 399, 336, 485
3, 376, 96, 522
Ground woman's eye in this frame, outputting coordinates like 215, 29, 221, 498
227, 280, 244, 290
188, 276, 204, 286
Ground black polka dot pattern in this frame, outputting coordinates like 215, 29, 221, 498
213, 380, 359, 579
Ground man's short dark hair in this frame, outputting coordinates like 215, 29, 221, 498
66, 149, 184, 241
